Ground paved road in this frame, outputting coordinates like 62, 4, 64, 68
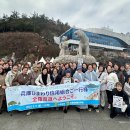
0, 108, 130, 130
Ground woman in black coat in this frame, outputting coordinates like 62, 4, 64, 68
50, 68, 61, 85
110, 82, 130, 119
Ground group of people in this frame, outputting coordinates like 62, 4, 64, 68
0, 58, 130, 119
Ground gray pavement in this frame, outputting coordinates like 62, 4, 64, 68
0, 108, 130, 130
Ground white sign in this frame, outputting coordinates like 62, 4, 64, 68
113, 96, 123, 108
63, 78, 71, 84
5, 82, 100, 111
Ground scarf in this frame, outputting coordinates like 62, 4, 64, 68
98, 72, 103, 78
42, 73, 47, 85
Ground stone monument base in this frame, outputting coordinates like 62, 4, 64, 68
53, 55, 96, 64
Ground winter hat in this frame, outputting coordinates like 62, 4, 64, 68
77, 65, 82, 70
65, 69, 71, 74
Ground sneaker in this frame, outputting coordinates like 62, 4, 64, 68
26, 111, 32, 116
88, 108, 92, 112
108, 104, 111, 109
95, 109, 100, 113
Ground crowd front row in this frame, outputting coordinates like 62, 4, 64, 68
0, 60, 130, 119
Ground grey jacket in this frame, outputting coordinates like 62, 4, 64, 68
5, 70, 20, 87
73, 71, 85, 82
97, 72, 108, 91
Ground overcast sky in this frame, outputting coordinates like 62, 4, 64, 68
0, 0, 130, 33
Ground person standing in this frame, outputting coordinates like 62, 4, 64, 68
106, 65, 119, 109
12, 67, 31, 86
92, 63, 97, 72
50, 68, 61, 85
12, 66, 31, 115
71, 63, 77, 76
73, 66, 85, 83
0, 67, 6, 114
120, 65, 127, 83
61, 69, 74, 113
85, 64, 98, 81
3, 62, 11, 74
97, 65, 107, 109
5, 64, 19, 87
124, 75, 130, 102
29, 65, 40, 85
113, 63, 125, 85
55, 62, 62, 76
35, 67, 52, 86
73, 65, 86, 112
125, 63, 130, 76
85, 64, 99, 112
82, 63, 87, 73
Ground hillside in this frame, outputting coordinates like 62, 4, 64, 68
0, 11, 70, 62
0, 32, 59, 62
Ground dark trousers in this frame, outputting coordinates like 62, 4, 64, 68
110, 104, 130, 118
126, 104, 130, 117
0, 95, 4, 109
106, 90, 112, 104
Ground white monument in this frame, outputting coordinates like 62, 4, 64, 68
74, 30, 90, 56
59, 36, 68, 56
53, 29, 96, 64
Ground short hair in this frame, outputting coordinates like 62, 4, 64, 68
126, 75, 130, 83
106, 65, 112, 69
114, 63, 120, 68
23, 63, 29, 67
22, 67, 28, 71
115, 82, 123, 88
12, 64, 18, 68
42, 67, 48, 72
87, 64, 92, 69
92, 63, 97, 67
98, 65, 105, 72
53, 68, 58, 72
8, 59, 14, 63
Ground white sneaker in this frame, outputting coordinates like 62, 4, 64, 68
26, 111, 32, 116
88, 108, 92, 112
95, 109, 100, 113
108, 104, 111, 109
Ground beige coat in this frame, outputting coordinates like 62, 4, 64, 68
0, 74, 6, 95
5, 70, 20, 87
